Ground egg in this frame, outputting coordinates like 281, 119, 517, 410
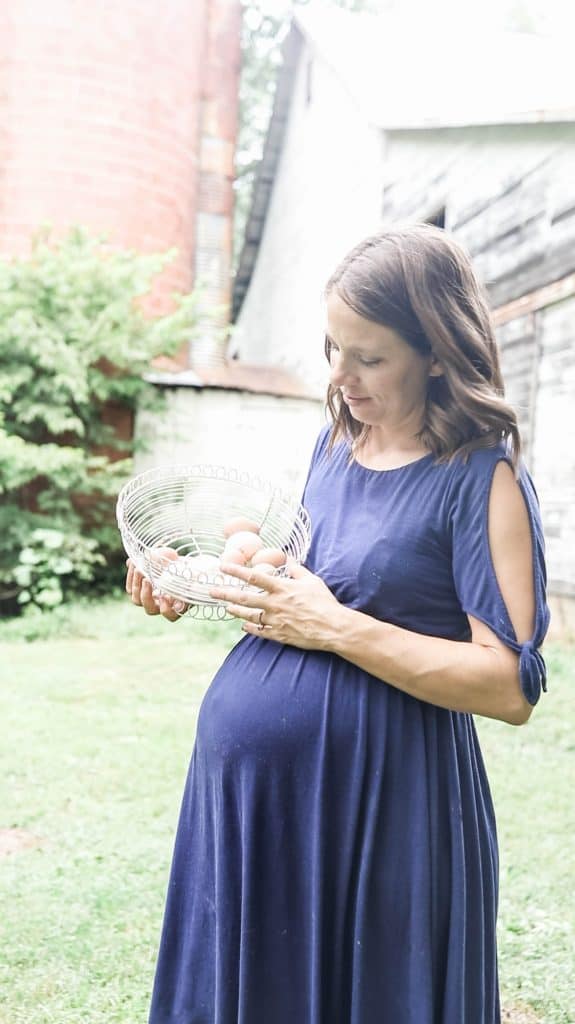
150, 549, 185, 590
149, 546, 179, 567
251, 547, 286, 568
223, 531, 264, 560
223, 517, 261, 539
220, 546, 249, 566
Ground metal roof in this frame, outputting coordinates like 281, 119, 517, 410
145, 360, 320, 401
296, 7, 575, 130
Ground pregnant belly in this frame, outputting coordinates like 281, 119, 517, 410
195, 634, 364, 771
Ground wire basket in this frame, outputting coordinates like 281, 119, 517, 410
116, 464, 312, 620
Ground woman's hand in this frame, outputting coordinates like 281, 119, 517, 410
125, 548, 188, 623
209, 560, 342, 650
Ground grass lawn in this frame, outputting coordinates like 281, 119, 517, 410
0, 599, 573, 1023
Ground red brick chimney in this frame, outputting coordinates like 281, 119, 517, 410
0, 0, 242, 366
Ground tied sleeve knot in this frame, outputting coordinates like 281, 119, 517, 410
519, 640, 547, 706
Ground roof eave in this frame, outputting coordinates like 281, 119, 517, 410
232, 24, 304, 323
379, 109, 575, 131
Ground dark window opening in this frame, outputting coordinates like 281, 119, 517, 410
427, 206, 446, 229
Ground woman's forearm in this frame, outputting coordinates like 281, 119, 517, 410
324, 604, 531, 725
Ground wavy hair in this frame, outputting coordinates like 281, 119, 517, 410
325, 223, 520, 467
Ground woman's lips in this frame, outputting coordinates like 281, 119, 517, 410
342, 394, 370, 405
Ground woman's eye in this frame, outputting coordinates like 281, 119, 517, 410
360, 358, 382, 367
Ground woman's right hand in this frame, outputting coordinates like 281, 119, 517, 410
125, 548, 188, 622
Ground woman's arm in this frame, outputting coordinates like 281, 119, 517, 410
326, 610, 530, 726
326, 461, 536, 725
215, 461, 537, 726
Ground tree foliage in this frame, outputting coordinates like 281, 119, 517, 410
0, 228, 201, 613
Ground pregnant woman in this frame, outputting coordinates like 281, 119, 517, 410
126, 223, 549, 1024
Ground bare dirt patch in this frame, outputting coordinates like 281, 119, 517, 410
0, 827, 44, 857
502, 1006, 542, 1024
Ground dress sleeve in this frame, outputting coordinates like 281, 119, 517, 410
450, 448, 550, 706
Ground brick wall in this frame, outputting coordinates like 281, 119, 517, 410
0, 0, 241, 335
193, 0, 242, 365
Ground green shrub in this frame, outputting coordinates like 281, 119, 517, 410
0, 227, 202, 614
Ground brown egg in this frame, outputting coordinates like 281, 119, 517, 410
223, 531, 264, 560
149, 546, 179, 567
223, 517, 261, 539
251, 547, 286, 568
221, 547, 249, 567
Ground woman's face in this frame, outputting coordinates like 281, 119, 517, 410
326, 290, 435, 431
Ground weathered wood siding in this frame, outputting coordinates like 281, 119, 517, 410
381, 125, 575, 306
530, 296, 575, 596
495, 313, 538, 465
381, 125, 575, 597
492, 297, 575, 596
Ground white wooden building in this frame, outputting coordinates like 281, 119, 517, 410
232, 8, 575, 628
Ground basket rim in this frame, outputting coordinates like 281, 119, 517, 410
116, 462, 304, 513
116, 464, 312, 571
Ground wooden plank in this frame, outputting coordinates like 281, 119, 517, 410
492, 272, 575, 325
496, 314, 537, 465
530, 298, 575, 594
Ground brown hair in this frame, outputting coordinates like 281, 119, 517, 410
325, 223, 520, 467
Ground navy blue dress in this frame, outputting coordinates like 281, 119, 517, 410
149, 426, 549, 1024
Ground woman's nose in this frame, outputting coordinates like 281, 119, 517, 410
329, 351, 356, 387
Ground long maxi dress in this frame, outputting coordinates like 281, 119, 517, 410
148, 425, 549, 1024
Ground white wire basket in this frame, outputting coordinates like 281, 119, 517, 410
116, 464, 312, 620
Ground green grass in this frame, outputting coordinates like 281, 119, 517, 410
0, 601, 573, 1023
0, 601, 241, 1024
476, 645, 575, 1023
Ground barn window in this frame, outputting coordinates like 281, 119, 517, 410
427, 206, 446, 229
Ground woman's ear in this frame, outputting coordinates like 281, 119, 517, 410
428, 353, 444, 378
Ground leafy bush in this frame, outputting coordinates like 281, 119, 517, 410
0, 228, 201, 614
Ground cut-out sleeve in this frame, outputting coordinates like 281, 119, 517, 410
450, 448, 550, 706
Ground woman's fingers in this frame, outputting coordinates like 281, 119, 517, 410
158, 595, 188, 622
125, 552, 190, 622
219, 600, 263, 623
126, 558, 143, 603
220, 562, 281, 591
140, 578, 160, 615
125, 559, 134, 595
209, 562, 281, 605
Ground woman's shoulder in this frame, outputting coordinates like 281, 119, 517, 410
441, 441, 513, 491
452, 440, 511, 472
442, 441, 545, 538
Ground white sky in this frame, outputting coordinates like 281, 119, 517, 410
255, 0, 575, 37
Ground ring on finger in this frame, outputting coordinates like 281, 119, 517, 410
257, 609, 265, 631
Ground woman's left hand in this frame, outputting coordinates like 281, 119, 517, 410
209, 560, 342, 650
